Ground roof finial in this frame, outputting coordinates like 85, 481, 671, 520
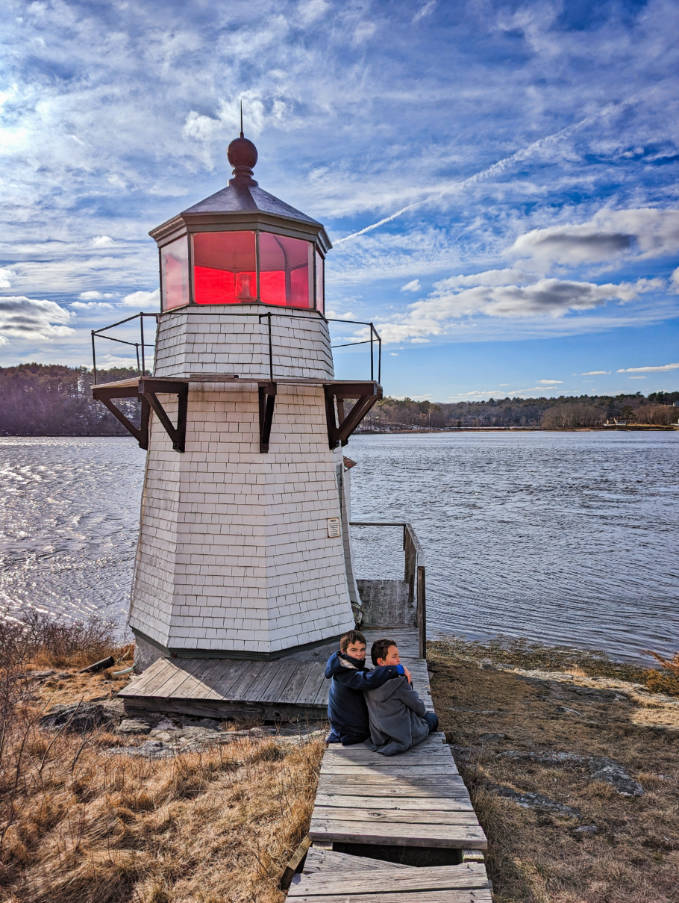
228, 101, 258, 186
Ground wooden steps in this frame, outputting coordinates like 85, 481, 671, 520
289, 848, 492, 901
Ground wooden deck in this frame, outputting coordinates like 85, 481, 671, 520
118, 628, 423, 722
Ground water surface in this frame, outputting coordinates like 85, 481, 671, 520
0, 432, 676, 662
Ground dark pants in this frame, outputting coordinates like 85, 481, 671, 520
424, 711, 439, 733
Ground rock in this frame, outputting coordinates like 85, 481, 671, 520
487, 783, 580, 817
27, 670, 57, 681
574, 824, 599, 835
154, 718, 176, 731
498, 749, 644, 797
479, 732, 506, 742
479, 659, 494, 670
117, 718, 151, 734
40, 701, 118, 732
588, 760, 644, 797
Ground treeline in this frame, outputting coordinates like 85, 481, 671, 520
364, 392, 679, 430
0, 364, 141, 436
0, 364, 677, 435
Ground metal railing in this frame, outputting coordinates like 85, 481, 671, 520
91, 312, 158, 384
91, 309, 382, 385
350, 521, 426, 658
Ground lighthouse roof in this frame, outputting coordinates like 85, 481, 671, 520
150, 128, 330, 252
181, 181, 322, 228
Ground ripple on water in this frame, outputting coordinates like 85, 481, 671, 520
0, 432, 677, 662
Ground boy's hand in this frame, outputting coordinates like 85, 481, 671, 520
403, 665, 412, 685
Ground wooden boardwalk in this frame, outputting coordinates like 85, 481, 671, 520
295, 627, 490, 900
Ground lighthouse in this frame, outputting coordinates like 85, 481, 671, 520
95, 128, 382, 669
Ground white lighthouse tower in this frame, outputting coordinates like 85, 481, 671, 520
110, 129, 380, 668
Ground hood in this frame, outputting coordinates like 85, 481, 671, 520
367, 674, 408, 702
325, 651, 367, 679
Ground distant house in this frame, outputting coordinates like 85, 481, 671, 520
604, 417, 627, 426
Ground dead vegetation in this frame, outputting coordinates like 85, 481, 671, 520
0, 616, 324, 903
429, 638, 679, 903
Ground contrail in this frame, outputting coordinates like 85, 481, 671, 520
333, 97, 634, 246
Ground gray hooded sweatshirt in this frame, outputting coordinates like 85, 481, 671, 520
365, 675, 430, 756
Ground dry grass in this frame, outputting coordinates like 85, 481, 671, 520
429, 638, 679, 903
0, 618, 324, 903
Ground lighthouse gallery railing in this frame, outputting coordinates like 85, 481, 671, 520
90, 310, 381, 385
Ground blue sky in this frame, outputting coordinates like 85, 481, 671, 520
1, 0, 678, 401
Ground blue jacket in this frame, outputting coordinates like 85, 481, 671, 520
325, 651, 404, 745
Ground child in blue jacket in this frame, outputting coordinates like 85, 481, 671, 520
325, 629, 410, 745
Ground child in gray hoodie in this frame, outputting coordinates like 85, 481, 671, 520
365, 638, 439, 756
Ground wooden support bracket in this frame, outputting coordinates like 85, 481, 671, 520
258, 381, 277, 453
92, 378, 188, 452
324, 381, 382, 449
138, 378, 188, 452
92, 385, 150, 449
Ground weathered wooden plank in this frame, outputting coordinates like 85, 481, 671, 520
320, 764, 462, 780
323, 742, 451, 760
301, 848, 411, 873
287, 890, 493, 903
119, 658, 172, 697
152, 661, 203, 699
296, 663, 329, 705
259, 662, 298, 702
313, 794, 474, 812
310, 807, 481, 826
316, 777, 472, 798
290, 862, 489, 896
183, 660, 230, 701
128, 658, 175, 696
225, 660, 270, 701
309, 818, 487, 849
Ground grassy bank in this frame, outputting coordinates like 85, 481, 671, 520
2, 617, 678, 902
428, 638, 679, 903
0, 617, 323, 903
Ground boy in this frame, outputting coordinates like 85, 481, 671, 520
364, 638, 439, 756
325, 630, 410, 745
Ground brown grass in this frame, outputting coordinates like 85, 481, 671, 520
429, 638, 679, 903
0, 618, 324, 903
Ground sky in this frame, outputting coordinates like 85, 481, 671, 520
1, 0, 678, 402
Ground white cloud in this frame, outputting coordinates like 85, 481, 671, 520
376, 276, 665, 344
71, 301, 115, 311
616, 362, 679, 373
0, 296, 74, 342
79, 290, 114, 300
92, 235, 115, 248
120, 289, 160, 309
581, 369, 610, 376
0, 268, 12, 289
671, 267, 679, 292
352, 21, 377, 44
413, 1, 437, 24
538, 379, 562, 385
297, 0, 329, 26
511, 209, 679, 265
401, 279, 421, 293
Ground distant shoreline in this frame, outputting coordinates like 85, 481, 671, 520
357, 424, 679, 434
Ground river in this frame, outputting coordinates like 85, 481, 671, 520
0, 432, 676, 663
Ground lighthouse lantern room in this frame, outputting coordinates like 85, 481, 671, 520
94, 128, 380, 669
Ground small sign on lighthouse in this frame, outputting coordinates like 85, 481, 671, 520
93, 123, 383, 670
